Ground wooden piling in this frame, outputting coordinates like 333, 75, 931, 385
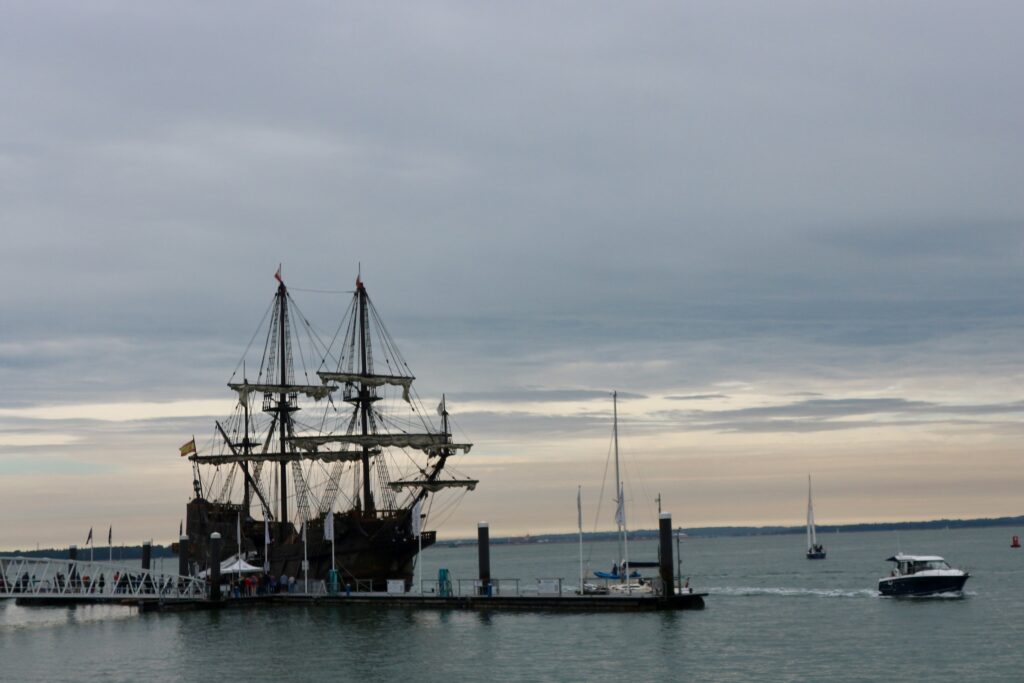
178, 534, 190, 577
477, 522, 491, 596
658, 512, 674, 596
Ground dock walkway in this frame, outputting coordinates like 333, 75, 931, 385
3, 555, 704, 612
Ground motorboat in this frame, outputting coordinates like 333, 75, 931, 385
877, 554, 969, 597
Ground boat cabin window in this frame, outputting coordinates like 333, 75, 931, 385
918, 560, 950, 571
905, 560, 950, 573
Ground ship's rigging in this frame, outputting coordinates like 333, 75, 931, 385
188, 271, 477, 537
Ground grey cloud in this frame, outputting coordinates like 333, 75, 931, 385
458, 389, 646, 403
665, 394, 729, 401
659, 397, 1024, 434
453, 410, 611, 439
3, 2, 1024, 542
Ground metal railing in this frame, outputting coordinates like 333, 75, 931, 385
0, 556, 207, 601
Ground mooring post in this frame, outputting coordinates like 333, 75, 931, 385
178, 534, 190, 577
141, 541, 152, 571
658, 512, 674, 598
477, 522, 491, 596
209, 532, 222, 602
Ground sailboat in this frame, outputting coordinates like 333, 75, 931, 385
591, 391, 656, 590
806, 475, 826, 560
180, 270, 478, 590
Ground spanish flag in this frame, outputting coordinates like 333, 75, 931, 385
179, 438, 197, 457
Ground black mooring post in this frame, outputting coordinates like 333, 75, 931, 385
209, 532, 222, 601
659, 512, 674, 597
178, 534, 190, 577
141, 541, 152, 571
477, 522, 491, 596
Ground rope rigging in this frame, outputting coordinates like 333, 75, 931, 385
195, 274, 476, 536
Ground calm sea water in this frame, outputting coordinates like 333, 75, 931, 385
2, 526, 1022, 682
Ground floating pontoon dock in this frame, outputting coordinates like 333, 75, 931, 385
4, 513, 704, 613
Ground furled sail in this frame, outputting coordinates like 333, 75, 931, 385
228, 382, 336, 402
422, 444, 473, 455
289, 433, 452, 451
807, 475, 818, 548
388, 479, 479, 492
317, 372, 414, 401
190, 450, 364, 465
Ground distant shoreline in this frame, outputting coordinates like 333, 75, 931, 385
438, 514, 1024, 547
4, 515, 1022, 556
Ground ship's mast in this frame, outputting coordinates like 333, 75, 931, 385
276, 277, 289, 527
357, 275, 375, 514
242, 363, 251, 516
440, 394, 449, 440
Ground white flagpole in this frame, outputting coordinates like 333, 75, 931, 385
324, 508, 335, 572
264, 516, 271, 574
302, 523, 308, 594
236, 512, 242, 586
621, 482, 631, 595
411, 499, 424, 593
577, 485, 584, 594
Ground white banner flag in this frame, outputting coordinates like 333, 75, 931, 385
324, 512, 334, 541
411, 500, 423, 538
263, 517, 271, 573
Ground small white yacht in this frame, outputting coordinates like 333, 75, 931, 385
878, 554, 969, 597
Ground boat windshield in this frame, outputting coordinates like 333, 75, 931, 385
909, 560, 951, 572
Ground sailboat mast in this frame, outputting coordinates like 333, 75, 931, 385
277, 280, 289, 527
806, 475, 815, 548
577, 485, 583, 594
357, 276, 374, 514
613, 391, 624, 566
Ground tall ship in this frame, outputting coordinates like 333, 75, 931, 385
181, 270, 477, 590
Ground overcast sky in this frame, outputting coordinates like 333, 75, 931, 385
2, 2, 1023, 549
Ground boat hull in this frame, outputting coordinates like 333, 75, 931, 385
806, 550, 826, 560
183, 498, 434, 591
877, 573, 969, 597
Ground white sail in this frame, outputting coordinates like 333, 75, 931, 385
289, 433, 461, 451
317, 372, 414, 401
191, 450, 363, 465
228, 382, 336, 402
387, 479, 478, 492
807, 475, 818, 548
